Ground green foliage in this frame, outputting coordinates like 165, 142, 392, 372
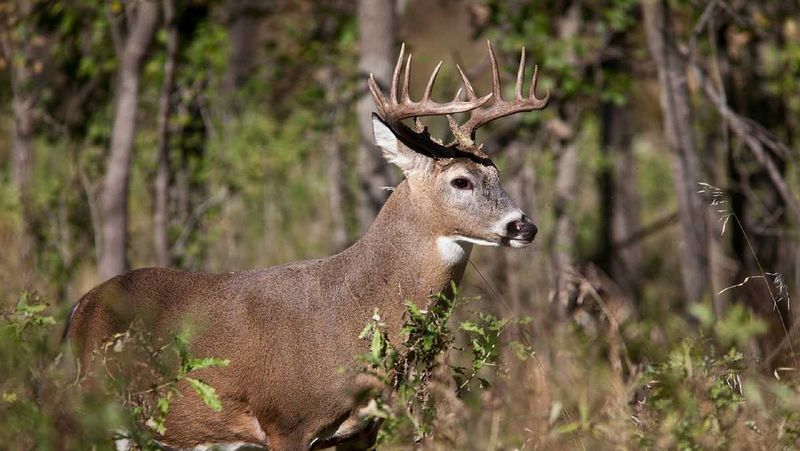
637, 340, 750, 449
2, 291, 56, 339
358, 284, 528, 445
185, 378, 222, 412
99, 321, 230, 444
0, 292, 230, 449
690, 302, 768, 349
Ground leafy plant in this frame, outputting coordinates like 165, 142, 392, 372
0, 292, 230, 449
359, 284, 528, 445
97, 320, 230, 444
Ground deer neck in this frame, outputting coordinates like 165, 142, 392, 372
339, 180, 471, 332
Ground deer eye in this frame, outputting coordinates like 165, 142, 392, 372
450, 177, 473, 190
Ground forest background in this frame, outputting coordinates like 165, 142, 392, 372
1, 0, 800, 448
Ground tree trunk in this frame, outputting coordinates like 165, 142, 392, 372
318, 67, 350, 252
223, 0, 263, 91
10, 63, 36, 287
551, 133, 579, 319
99, 1, 160, 281
11, 93, 34, 207
325, 131, 349, 252
549, 1, 581, 320
597, 46, 641, 299
154, 0, 178, 268
356, 0, 397, 233
2, 0, 37, 288
643, 0, 710, 302
503, 140, 539, 312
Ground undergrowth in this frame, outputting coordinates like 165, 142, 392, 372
0, 292, 228, 449
0, 291, 798, 448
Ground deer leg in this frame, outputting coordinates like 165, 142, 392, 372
331, 419, 380, 451
264, 436, 309, 451
159, 392, 268, 449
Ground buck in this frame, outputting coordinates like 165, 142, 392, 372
66, 41, 548, 450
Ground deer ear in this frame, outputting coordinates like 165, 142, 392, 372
371, 114, 429, 175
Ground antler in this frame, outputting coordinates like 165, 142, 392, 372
368, 43, 492, 136
368, 42, 549, 157
451, 41, 550, 146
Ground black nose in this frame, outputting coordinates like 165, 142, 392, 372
506, 216, 538, 241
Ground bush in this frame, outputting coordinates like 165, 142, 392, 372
0, 292, 228, 450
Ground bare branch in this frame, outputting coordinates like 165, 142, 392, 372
678, 46, 800, 223
170, 187, 229, 257
104, 0, 125, 57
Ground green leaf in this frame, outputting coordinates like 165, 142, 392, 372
404, 300, 425, 321
370, 330, 384, 363
157, 396, 170, 416
358, 322, 373, 340
459, 321, 484, 336
187, 357, 230, 372
510, 341, 534, 361
186, 378, 223, 412
556, 422, 580, 434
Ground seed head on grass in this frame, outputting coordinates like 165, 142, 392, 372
698, 182, 733, 236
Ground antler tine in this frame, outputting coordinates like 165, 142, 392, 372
515, 47, 526, 101
422, 60, 443, 102
401, 53, 412, 103
456, 64, 478, 100
487, 40, 503, 100
390, 43, 405, 104
368, 73, 387, 112
530, 64, 550, 106
452, 87, 463, 102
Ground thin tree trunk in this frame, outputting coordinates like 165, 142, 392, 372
356, 0, 397, 232
223, 0, 263, 92
11, 92, 34, 207
598, 48, 640, 299
99, 1, 160, 281
154, 0, 178, 267
325, 131, 348, 252
10, 64, 36, 287
549, 1, 581, 320
643, 0, 710, 302
319, 66, 350, 252
551, 134, 579, 319
503, 140, 538, 312
2, 1, 37, 287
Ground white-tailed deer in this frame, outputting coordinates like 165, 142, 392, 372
66, 41, 548, 450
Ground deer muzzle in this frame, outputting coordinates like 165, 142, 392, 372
504, 215, 537, 246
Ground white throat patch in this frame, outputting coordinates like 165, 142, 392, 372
436, 236, 491, 265
436, 237, 468, 265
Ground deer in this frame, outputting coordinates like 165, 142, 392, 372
65, 41, 549, 451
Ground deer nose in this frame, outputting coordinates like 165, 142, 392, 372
506, 216, 538, 241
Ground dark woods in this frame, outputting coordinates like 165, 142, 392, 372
1, 0, 799, 448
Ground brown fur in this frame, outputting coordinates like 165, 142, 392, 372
68, 176, 500, 449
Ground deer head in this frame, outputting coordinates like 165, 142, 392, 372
368, 41, 550, 251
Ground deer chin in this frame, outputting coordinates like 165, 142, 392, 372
507, 237, 534, 248
451, 235, 501, 247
